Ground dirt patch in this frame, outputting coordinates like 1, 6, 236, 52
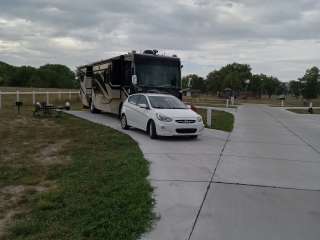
0, 184, 50, 238
0, 210, 19, 239
35, 139, 71, 165
11, 117, 29, 126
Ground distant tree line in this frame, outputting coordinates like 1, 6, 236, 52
0, 61, 78, 88
182, 63, 320, 100
288, 66, 320, 100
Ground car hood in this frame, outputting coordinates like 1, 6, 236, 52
154, 109, 199, 119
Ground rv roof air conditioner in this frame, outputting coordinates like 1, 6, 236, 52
143, 49, 158, 55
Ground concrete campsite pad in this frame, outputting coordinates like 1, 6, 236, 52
67, 105, 320, 240
190, 183, 320, 240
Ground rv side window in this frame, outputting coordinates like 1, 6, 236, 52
128, 95, 139, 105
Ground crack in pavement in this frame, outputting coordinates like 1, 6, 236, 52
186, 131, 232, 240
262, 108, 320, 155
222, 153, 320, 163
212, 181, 320, 192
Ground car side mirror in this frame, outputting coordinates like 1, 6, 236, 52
138, 103, 149, 109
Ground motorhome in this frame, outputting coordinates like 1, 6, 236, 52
77, 50, 182, 115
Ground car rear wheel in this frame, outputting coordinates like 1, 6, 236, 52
121, 114, 129, 130
148, 121, 157, 139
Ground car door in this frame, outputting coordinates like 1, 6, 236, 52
135, 95, 150, 131
126, 95, 139, 127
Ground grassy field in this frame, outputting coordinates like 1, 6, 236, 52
0, 107, 154, 240
242, 96, 320, 107
0, 87, 77, 92
183, 95, 320, 107
286, 108, 320, 114
183, 96, 238, 108
0, 87, 81, 110
196, 109, 234, 132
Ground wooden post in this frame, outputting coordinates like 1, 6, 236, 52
16, 90, 20, 102
231, 96, 234, 106
32, 91, 36, 104
281, 100, 284, 107
226, 99, 229, 108
46, 91, 49, 104
207, 108, 212, 128
69, 90, 71, 100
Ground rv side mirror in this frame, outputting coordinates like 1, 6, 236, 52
132, 75, 137, 85
138, 103, 148, 109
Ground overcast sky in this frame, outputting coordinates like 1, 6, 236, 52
0, 0, 319, 81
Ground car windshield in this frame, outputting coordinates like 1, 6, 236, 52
148, 95, 187, 109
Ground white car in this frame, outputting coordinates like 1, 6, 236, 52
120, 93, 204, 139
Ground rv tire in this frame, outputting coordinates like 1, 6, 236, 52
90, 101, 100, 113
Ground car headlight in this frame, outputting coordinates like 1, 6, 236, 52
156, 113, 173, 122
197, 116, 203, 122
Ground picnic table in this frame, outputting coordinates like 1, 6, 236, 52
33, 102, 61, 117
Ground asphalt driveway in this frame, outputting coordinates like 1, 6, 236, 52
67, 105, 320, 240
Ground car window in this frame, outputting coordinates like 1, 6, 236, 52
136, 95, 149, 107
128, 95, 139, 105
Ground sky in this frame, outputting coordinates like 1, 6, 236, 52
0, 0, 319, 81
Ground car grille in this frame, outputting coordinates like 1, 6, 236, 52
175, 120, 196, 124
176, 128, 197, 134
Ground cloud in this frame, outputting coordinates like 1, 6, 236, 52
0, 0, 319, 80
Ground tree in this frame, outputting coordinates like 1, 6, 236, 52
261, 75, 280, 98
276, 82, 288, 96
0, 61, 77, 88
299, 66, 319, 100
249, 74, 263, 98
206, 63, 252, 95
206, 70, 223, 94
289, 80, 300, 98
182, 74, 206, 92
181, 76, 190, 89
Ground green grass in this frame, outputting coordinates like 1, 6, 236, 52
183, 96, 239, 108
0, 107, 154, 240
286, 108, 320, 114
0, 87, 82, 110
197, 109, 234, 132
183, 95, 320, 107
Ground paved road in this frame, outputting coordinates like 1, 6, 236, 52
67, 106, 320, 240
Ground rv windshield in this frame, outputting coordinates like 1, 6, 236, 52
135, 60, 181, 89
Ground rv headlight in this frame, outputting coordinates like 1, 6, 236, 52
197, 116, 203, 122
156, 113, 173, 122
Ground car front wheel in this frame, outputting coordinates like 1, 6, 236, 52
148, 120, 157, 139
121, 114, 129, 130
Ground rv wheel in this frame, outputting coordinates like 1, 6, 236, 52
90, 101, 99, 113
